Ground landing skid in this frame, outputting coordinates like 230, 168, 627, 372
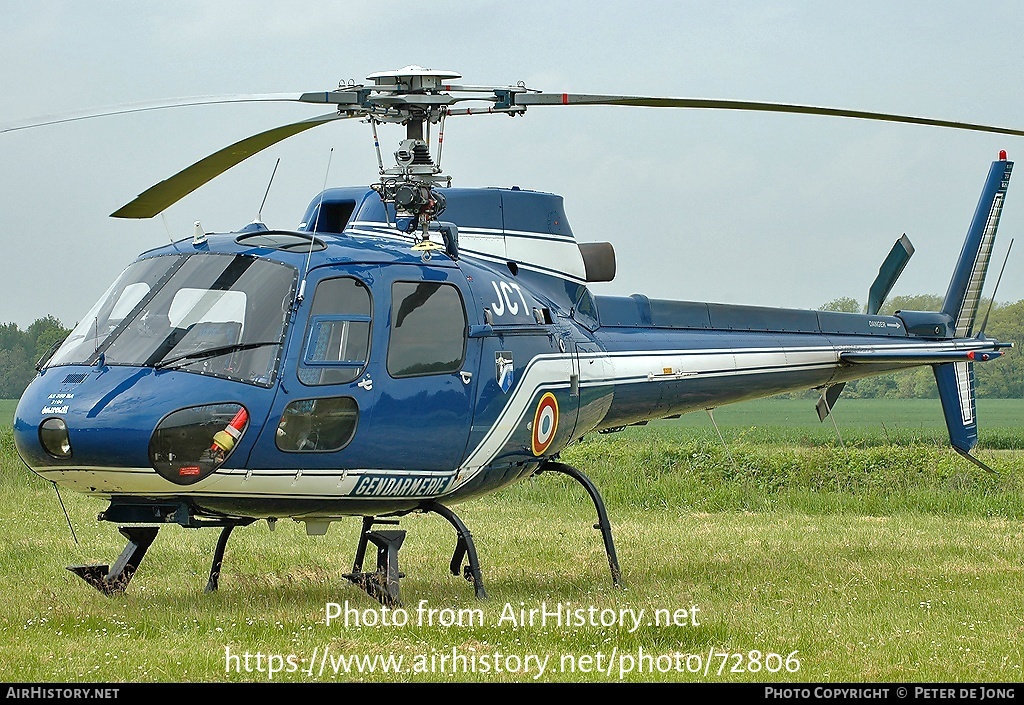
344, 502, 488, 606
67, 526, 159, 595
342, 462, 623, 606
69, 468, 621, 601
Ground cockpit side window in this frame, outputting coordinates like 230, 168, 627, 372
298, 276, 372, 386
387, 281, 467, 378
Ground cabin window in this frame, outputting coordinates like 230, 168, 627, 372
298, 277, 372, 385
276, 397, 358, 452
387, 281, 467, 378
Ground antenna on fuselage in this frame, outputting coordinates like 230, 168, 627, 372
256, 158, 281, 225
52, 482, 78, 545
815, 386, 847, 452
160, 213, 182, 252
705, 408, 739, 471
297, 148, 334, 304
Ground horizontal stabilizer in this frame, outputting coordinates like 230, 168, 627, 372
840, 349, 1002, 365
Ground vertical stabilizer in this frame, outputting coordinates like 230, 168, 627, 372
932, 155, 1012, 474
942, 155, 1013, 337
933, 359, 996, 473
934, 361, 977, 453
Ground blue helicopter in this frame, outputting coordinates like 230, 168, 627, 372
9, 66, 1020, 606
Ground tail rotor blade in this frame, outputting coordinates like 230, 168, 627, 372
867, 234, 915, 315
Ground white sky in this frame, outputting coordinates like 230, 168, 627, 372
2, 1, 1023, 329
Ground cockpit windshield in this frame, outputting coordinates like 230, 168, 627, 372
47, 253, 296, 387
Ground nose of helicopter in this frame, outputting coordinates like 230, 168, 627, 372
13, 365, 269, 495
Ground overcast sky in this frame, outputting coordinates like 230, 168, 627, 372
2, 1, 1024, 329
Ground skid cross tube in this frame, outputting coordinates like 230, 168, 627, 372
539, 461, 623, 588
343, 506, 489, 605
421, 501, 488, 600
205, 525, 236, 593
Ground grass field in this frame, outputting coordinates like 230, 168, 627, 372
1, 397, 1023, 684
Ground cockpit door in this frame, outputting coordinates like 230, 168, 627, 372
248, 262, 479, 474
363, 263, 479, 470
248, 265, 382, 471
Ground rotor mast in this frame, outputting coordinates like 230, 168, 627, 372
353, 67, 464, 238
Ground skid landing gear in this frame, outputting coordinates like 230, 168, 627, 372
344, 502, 488, 606
68, 505, 255, 595
67, 526, 159, 595
343, 517, 407, 606
538, 460, 623, 588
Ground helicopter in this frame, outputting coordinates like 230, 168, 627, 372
7, 65, 1020, 606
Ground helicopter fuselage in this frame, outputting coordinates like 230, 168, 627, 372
12, 184, 1003, 529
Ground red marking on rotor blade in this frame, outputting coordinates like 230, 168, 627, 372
561, 93, 569, 104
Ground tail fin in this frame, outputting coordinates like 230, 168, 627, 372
933, 153, 1013, 474
933, 361, 994, 472
941, 153, 1014, 336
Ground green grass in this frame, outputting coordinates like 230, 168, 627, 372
2, 400, 1024, 683
1, 399, 15, 427
652, 397, 1024, 449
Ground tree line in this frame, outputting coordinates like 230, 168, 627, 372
0, 316, 70, 399
0, 298, 1021, 399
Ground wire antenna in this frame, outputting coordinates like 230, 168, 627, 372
160, 213, 182, 252
978, 238, 1014, 335
257, 158, 281, 223
822, 394, 847, 452
298, 148, 334, 303
706, 408, 739, 471
52, 482, 78, 545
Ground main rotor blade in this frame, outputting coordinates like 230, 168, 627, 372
1, 94, 314, 135
515, 93, 1024, 137
111, 111, 352, 219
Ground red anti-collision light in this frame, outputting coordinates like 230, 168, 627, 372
1000, 150, 1007, 161
967, 351, 976, 360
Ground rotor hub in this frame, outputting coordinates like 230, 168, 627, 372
365, 65, 462, 92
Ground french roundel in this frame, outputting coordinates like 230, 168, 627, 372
531, 392, 559, 456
